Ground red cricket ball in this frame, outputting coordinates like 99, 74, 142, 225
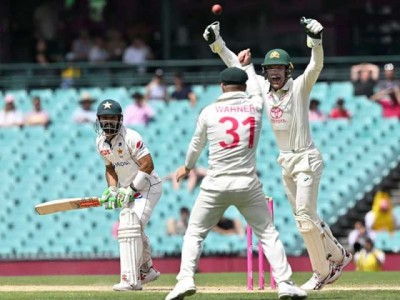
212, 4, 222, 15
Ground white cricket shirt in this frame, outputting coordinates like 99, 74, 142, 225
185, 91, 263, 191
96, 126, 160, 188
258, 45, 323, 151
219, 44, 324, 152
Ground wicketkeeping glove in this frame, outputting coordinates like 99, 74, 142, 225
116, 187, 135, 208
300, 17, 323, 48
100, 186, 118, 210
203, 22, 225, 53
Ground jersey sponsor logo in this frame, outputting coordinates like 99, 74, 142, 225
100, 149, 111, 156
270, 107, 283, 119
113, 161, 131, 167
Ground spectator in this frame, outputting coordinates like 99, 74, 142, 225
365, 190, 400, 235
354, 238, 385, 271
329, 98, 351, 119
35, 38, 50, 65
370, 63, 400, 118
348, 220, 374, 253
166, 167, 207, 193
351, 63, 379, 97
60, 62, 81, 88
145, 69, 169, 102
72, 92, 97, 123
106, 30, 126, 61
308, 99, 327, 122
88, 36, 109, 63
122, 37, 153, 73
0, 94, 23, 128
123, 92, 155, 127
170, 72, 197, 107
24, 96, 50, 128
212, 215, 244, 237
167, 207, 190, 236
67, 30, 92, 61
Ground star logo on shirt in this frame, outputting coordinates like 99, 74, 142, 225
103, 101, 112, 109
117, 148, 123, 155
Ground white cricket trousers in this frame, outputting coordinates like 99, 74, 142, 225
176, 185, 293, 283
127, 181, 162, 271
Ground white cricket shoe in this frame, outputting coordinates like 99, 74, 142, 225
141, 267, 161, 284
113, 281, 143, 291
278, 280, 307, 299
300, 272, 327, 291
165, 277, 196, 300
326, 250, 353, 284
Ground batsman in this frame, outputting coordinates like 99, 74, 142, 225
95, 99, 162, 291
203, 17, 352, 290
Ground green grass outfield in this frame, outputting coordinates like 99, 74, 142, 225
0, 272, 399, 299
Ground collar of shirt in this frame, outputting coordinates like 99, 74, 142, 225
267, 78, 293, 95
216, 91, 248, 102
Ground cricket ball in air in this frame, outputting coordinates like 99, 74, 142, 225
212, 4, 222, 15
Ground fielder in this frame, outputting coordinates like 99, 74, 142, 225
95, 99, 162, 291
203, 18, 352, 290
165, 67, 307, 300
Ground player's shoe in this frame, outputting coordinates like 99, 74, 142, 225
326, 250, 353, 284
141, 267, 161, 284
301, 263, 335, 291
113, 280, 143, 291
165, 277, 196, 300
278, 280, 307, 299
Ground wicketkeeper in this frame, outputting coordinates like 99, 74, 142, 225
95, 99, 162, 291
203, 17, 352, 290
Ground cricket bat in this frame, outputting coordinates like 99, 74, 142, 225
35, 197, 102, 215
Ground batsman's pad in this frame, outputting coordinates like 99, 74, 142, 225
295, 215, 330, 277
118, 208, 143, 286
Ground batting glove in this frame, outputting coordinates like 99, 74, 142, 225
100, 186, 118, 210
203, 22, 225, 53
300, 17, 323, 48
116, 187, 135, 208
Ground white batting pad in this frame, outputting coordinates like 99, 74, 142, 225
118, 208, 143, 287
295, 215, 330, 277
320, 221, 345, 263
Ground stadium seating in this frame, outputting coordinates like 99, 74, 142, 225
0, 81, 400, 260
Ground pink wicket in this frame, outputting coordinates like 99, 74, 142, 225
246, 197, 276, 290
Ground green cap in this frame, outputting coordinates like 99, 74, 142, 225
262, 49, 292, 66
97, 99, 122, 116
220, 67, 248, 85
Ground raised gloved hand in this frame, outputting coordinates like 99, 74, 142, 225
203, 22, 225, 53
116, 187, 135, 208
100, 186, 118, 210
300, 17, 323, 48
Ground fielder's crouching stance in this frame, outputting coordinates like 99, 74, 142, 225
95, 99, 162, 291
204, 17, 352, 291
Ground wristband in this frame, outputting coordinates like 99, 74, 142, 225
131, 170, 147, 191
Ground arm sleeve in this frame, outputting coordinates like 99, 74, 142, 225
364, 211, 374, 231
243, 64, 264, 97
299, 44, 324, 97
217, 44, 242, 68
185, 110, 208, 169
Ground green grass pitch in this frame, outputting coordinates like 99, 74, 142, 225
0, 271, 399, 299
